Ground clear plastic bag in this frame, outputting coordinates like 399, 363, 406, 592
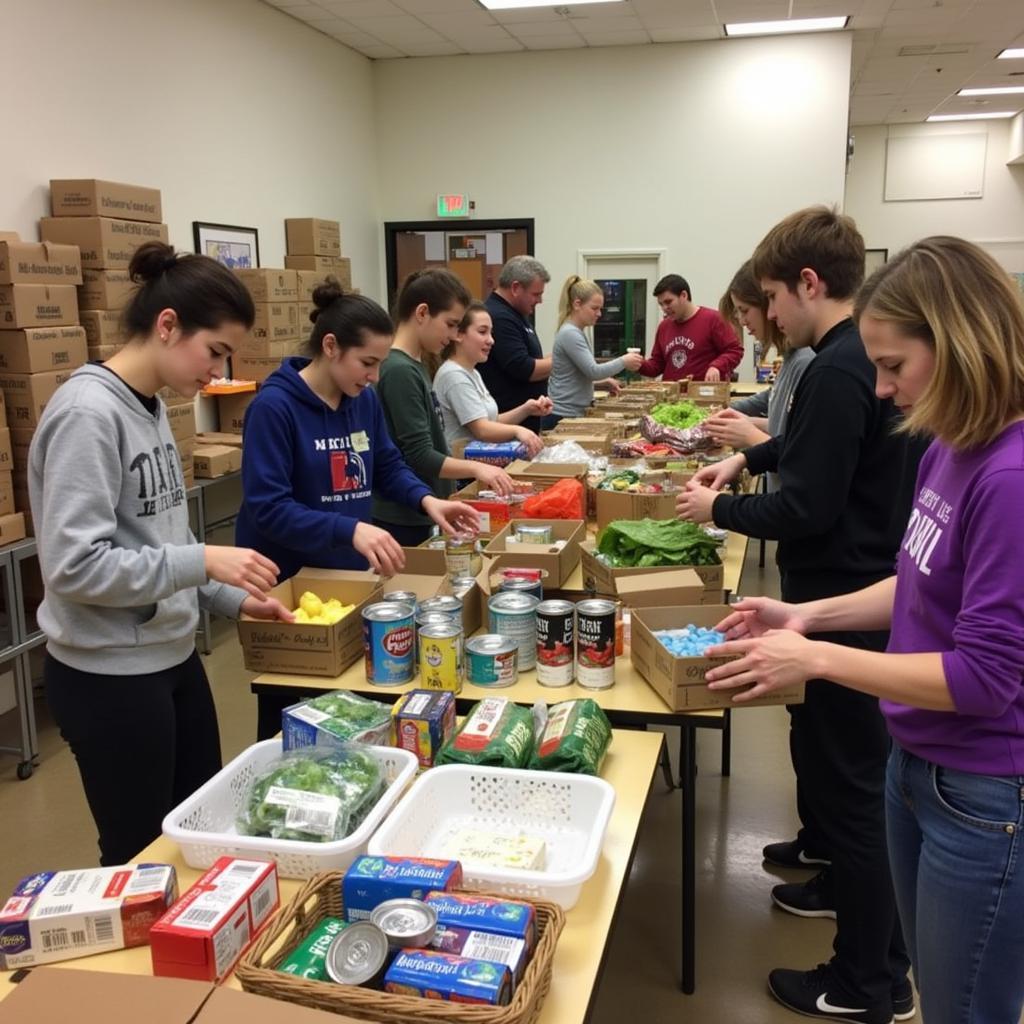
283, 689, 393, 749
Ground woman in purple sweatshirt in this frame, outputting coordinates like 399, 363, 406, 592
706, 236, 1024, 1024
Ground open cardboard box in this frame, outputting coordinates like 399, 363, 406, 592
630, 605, 805, 711
537, 433, 613, 455
450, 479, 531, 537
615, 568, 705, 609
592, 469, 694, 530
581, 539, 724, 601
505, 459, 589, 487
483, 518, 585, 587
193, 444, 241, 479
237, 568, 382, 676
686, 380, 731, 405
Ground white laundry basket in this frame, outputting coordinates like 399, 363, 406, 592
367, 764, 616, 909
162, 740, 418, 879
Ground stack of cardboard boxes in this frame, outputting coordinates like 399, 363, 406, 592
231, 268, 298, 385
0, 235, 89, 541
283, 217, 348, 291
40, 179, 166, 364
158, 386, 198, 490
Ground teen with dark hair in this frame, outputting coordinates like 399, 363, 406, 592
29, 241, 292, 866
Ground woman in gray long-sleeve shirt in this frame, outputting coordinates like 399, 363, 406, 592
546, 276, 645, 424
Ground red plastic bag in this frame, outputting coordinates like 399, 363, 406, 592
521, 478, 584, 519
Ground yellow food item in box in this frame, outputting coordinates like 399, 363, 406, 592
292, 592, 354, 625
439, 828, 547, 872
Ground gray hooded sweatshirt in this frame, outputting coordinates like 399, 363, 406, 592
28, 363, 247, 674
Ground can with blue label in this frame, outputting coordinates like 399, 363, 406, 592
362, 602, 415, 686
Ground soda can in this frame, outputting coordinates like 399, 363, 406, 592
370, 899, 438, 950
535, 600, 575, 687
487, 592, 539, 671
324, 921, 390, 987
362, 602, 415, 686
575, 598, 617, 690
465, 634, 519, 688
418, 621, 464, 694
277, 916, 347, 981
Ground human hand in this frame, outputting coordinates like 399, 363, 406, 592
240, 594, 295, 622
704, 630, 822, 702
515, 427, 544, 458
474, 462, 515, 496
526, 396, 553, 417
353, 521, 406, 576
713, 597, 811, 640
423, 497, 481, 537
604, 377, 623, 396
622, 352, 644, 372
691, 453, 745, 491
675, 481, 718, 523
705, 408, 769, 449
204, 546, 279, 599
704, 367, 722, 382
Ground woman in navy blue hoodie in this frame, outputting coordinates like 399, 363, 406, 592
236, 279, 479, 585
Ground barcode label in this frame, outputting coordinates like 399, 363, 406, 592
266, 787, 340, 838
40, 927, 88, 951
92, 915, 114, 943
225, 862, 260, 876
290, 706, 330, 725
285, 806, 337, 837
251, 885, 271, 922
36, 903, 73, 917
462, 931, 524, 968
178, 907, 221, 927
125, 867, 168, 895
50, 873, 81, 898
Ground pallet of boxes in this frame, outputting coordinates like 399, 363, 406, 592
0, 231, 89, 542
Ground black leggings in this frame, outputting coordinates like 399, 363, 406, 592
45, 649, 222, 867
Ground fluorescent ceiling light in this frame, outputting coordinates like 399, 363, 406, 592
927, 111, 1018, 121
997, 48, 1024, 59
479, 0, 622, 9
958, 86, 1024, 96
725, 16, 849, 37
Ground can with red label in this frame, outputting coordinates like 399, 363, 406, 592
535, 600, 575, 687
574, 598, 616, 690
363, 602, 415, 685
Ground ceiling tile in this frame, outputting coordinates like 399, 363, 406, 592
343, 13, 424, 32
572, 13, 645, 31
581, 29, 653, 45
715, 1, 790, 22
391, 0, 479, 10
505, 19, 583, 36
490, 7, 564, 23
399, 39, 465, 54
360, 43, 407, 57
520, 36, 587, 49
414, 12, 498, 31
316, 0, 405, 14
648, 25, 722, 41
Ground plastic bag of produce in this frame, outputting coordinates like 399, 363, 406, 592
521, 478, 584, 519
596, 518, 722, 568
640, 415, 715, 455
282, 690, 393, 751
436, 698, 534, 769
238, 747, 383, 843
649, 400, 710, 430
529, 698, 612, 775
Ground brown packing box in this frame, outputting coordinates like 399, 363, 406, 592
449, 479, 517, 538
237, 568, 383, 676
0, 284, 78, 328
165, 402, 196, 441
88, 343, 123, 360
50, 178, 163, 223
0, 511, 26, 546
483, 518, 586, 587
285, 217, 341, 257
9, 426, 33, 470
248, 302, 299, 343
240, 338, 298, 360
631, 605, 805, 711
506, 459, 589, 489
0, 426, 12, 471
80, 309, 127, 347
593, 470, 693, 531
0, 325, 88, 373
218, 391, 256, 433
295, 269, 324, 302
284, 254, 352, 288
401, 545, 447, 575
0, 470, 12, 515
687, 380, 731, 405
40, 217, 168, 269
298, 301, 315, 328
199, 985, 368, 1022
613, 568, 705, 609
0, 240, 82, 285
551, 417, 623, 436
232, 354, 283, 384
384, 572, 447, 602
193, 443, 242, 478
234, 268, 298, 303
176, 434, 196, 464
0, 369, 74, 428
580, 539, 724, 598
158, 386, 195, 408
196, 430, 243, 448
539, 434, 613, 455
79, 267, 134, 309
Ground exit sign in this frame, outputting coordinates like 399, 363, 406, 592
437, 193, 471, 218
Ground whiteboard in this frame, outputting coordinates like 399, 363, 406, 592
884, 132, 987, 202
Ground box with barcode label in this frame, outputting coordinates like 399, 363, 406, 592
149, 857, 278, 982
0, 863, 178, 969
430, 924, 528, 987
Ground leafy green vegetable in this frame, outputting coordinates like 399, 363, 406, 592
298, 690, 392, 743
596, 518, 722, 567
650, 401, 710, 430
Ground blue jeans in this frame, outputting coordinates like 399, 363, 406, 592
886, 746, 1024, 1024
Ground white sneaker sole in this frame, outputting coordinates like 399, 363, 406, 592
771, 892, 838, 919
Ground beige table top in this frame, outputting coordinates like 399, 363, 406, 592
0, 729, 664, 1024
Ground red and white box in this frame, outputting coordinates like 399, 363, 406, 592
149, 857, 279, 982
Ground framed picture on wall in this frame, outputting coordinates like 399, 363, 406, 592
865, 248, 888, 275
192, 222, 260, 269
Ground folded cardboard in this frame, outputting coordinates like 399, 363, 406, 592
0, 284, 78, 328
687, 379, 731, 405
0, 511, 26, 546
158, 386, 195, 408
50, 178, 163, 222
248, 301, 299, 343
283, 254, 351, 287
232, 354, 284, 384
40, 216, 169, 269
593, 470, 693, 530
165, 402, 196, 441
79, 267, 134, 309
217, 391, 256, 433
196, 430, 244, 448
0, 369, 74, 427
0, 325, 87, 374
581, 539, 724, 597
237, 568, 383, 675
483, 519, 586, 587
401, 544, 447, 575
505, 459, 589, 489
80, 308, 126, 347
177, 434, 197, 464
193, 443, 241, 478
538, 434, 612, 455
0, 470, 13, 515
0, 426, 11, 471
285, 217, 341, 256
234, 268, 298, 303
9, 425, 32, 469
295, 269, 324, 302
0, 240, 82, 285
614, 568, 705, 609
630, 604, 805, 710
199, 986, 368, 1023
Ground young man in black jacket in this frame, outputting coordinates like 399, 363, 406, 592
678, 207, 924, 1024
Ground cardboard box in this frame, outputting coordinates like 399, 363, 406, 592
248, 301, 299, 343
295, 269, 324, 302
687, 380, 731, 405
39, 216, 169, 269
196, 430, 243, 448
630, 605, 805, 710
0, 284, 78, 328
401, 544, 447, 575
234, 268, 298, 303
284, 254, 352, 287
240, 338, 298, 360
165, 402, 196, 441
593, 470, 692, 531
9, 426, 32, 469
79, 267, 134, 309
237, 568, 383, 675
0, 426, 12, 471
285, 217, 341, 256
193, 443, 241, 478
0, 240, 82, 285
538, 434, 612, 455
0, 511, 26, 545
50, 178, 162, 222
298, 301, 315, 328
88, 343, 123, 360
580, 539, 724, 596
0, 326, 87, 373
450, 480, 517, 537
505, 459, 589, 489
158, 385, 195, 407
232, 354, 284, 384
199, 986, 369, 1023
0, 471, 13, 515
80, 308, 127, 347
0, 369, 74, 428
176, 434, 197, 464
612, 568, 705, 609
483, 519, 586, 587
218, 390, 256, 433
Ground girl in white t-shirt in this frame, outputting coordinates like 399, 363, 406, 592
433, 302, 551, 456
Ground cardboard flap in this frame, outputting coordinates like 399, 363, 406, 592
384, 573, 444, 601
615, 568, 703, 596
197, 986, 366, 1022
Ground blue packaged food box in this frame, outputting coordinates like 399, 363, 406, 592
462, 441, 526, 468
424, 891, 537, 952
391, 689, 457, 769
342, 856, 462, 922
431, 923, 528, 987
383, 949, 512, 1005
282, 690, 393, 752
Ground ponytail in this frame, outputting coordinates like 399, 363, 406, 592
557, 274, 603, 327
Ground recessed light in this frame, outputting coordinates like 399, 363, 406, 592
478, 0, 623, 9
724, 16, 849, 37
997, 48, 1024, 59
958, 86, 1024, 96
926, 111, 1018, 121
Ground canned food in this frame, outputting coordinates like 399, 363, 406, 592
514, 523, 553, 545
370, 899, 438, 950
362, 602, 415, 686
575, 598, 617, 690
419, 595, 463, 630
325, 921, 390, 987
445, 534, 482, 579
425, 537, 448, 550
277, 916, 347, 980
414, 609, 458, 674
419, 622, 464, 694
466, 634, 519, 688
448, 575, 478, 599
497, 576, 543, 603
488, 592, 539, 671
536, 600, 575, 687
383, 591, 419, 615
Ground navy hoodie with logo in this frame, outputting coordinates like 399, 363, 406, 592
236, 357, 432, 580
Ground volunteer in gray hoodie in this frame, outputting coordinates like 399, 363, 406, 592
28, 241, 292, 866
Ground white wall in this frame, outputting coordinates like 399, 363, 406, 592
845, 121, 1024, 272
1, 0, 382, 297
373, 33, 853, 353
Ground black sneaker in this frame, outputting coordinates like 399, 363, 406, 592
772, 870, 836, 919
764, 838, 832, 868
891, 978, 916, 1021
768, 964, 894, 1023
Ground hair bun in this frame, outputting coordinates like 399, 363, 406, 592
311, 276, 345, 322
129, 241, 178, 284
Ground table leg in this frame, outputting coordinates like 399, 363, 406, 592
720, 708, 732, 777
658, 739, 676, 792
680, 721, 696, 993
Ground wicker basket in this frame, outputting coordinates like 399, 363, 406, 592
236, 871, 566, 1024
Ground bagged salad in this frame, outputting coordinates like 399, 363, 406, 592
596, 518, 722, 568
529, 699, 612, 775
436, 698, 534, 769
238, 747, 383, 843
282, 689, 392, 751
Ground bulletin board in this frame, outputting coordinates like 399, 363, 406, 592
884, 132, 987, 202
